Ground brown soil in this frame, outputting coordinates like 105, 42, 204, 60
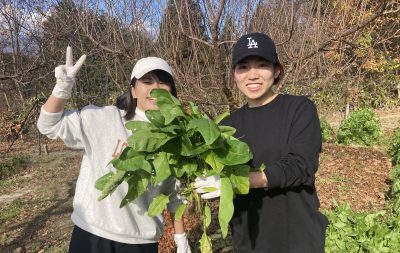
0, 108, 398, 253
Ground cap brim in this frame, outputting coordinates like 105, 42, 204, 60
132, 67, 173, 80
232, 52, 277, 67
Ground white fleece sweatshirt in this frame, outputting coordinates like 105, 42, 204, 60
37, 105, 181, 244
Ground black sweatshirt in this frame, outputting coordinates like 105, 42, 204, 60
222, 94, 328, 253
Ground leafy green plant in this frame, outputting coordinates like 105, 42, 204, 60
325, 202, 400, 253
388, 127, 400, 166
96, 89, 254, 253
320, 117, 333, 142
389, 165, 400, 214
336, 109, 381, 146
0, 155, 29, 179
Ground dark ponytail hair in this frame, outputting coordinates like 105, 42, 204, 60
116, 69, 176, 121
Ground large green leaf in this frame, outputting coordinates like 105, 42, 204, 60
128, 129, 173, 152
111, 147, 152, 173
95, 172, 113, 191
188, 101, 202, 119
209, 137, 225, 150
218, 125, 236, 137
182, 160, 198, 175
120, 173, 149, 207
151, 89, 185, 124
174, 203, 187, 221
205, 151, 224, 173
181, 135, 209, 156
170, 164, 185, 178
187, 118, 220, 145
152, 152, 171, 185
204, 204, 211, 227
151, 88, 182, 106
226, 165, 250, 194
161, 137, 182, 155
214, 111, 229, 124
125, 121, 154, 132
219, 177, 234, 238
170, 158, 197, 177
199, 232, 212, 253
145, 110, 166, 127
214, 138, 252, 165
159, 125, 181, 135
98, 170, 127, 200
148, 194, 170, 217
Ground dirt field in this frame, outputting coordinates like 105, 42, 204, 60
0, 108, 398, 253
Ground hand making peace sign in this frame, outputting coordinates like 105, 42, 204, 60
52, 46, 86, 99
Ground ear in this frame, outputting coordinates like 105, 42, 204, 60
130, 86, 137, 98
274, 66, 281, 79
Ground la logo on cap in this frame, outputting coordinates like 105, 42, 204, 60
246, 37, 258, 49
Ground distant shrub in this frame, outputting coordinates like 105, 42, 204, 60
336, 109, 381, 146
320, 117, 333, 142
389, 127, 400, 166
0, 155, 29, 179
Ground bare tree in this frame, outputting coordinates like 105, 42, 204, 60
0, 1, 52, 108
0, 0, 398, 115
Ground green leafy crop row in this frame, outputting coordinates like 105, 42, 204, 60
325, 203, 400, 253
322, 112, 400, 252
325, 163, 400, 252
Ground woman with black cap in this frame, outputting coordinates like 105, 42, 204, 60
194, 32, 328, 252
37, 47, 191, 253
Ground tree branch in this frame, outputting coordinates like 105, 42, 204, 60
300, 0, 389, 62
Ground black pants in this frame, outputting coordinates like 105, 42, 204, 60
69, 226, 158, 253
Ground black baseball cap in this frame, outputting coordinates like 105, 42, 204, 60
232, 32, 278, 67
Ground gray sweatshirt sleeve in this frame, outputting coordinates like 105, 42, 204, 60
37, 106, 85, 149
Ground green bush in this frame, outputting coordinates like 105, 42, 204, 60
320, 117, 334, 142
336, 109, 381, 146
0, 155, 29, 179
389, 127, 400, 166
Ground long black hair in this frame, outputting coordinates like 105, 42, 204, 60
116, 69, 177, 121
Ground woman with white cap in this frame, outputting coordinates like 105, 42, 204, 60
37, 47, 191, 253
194, 33, 328, 252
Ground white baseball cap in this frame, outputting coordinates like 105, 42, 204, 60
130, 57, 173, 80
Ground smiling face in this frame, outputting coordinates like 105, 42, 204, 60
234, 56, 281, 107
131, 71, 172, 111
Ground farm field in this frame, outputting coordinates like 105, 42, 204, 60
0, 108, 399, 253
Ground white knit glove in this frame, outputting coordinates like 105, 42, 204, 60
174, 233, 191, 253
52, 46, 86, 99
194, 175, 221, 199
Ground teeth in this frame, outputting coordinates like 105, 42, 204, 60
247, 84, 260, 88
